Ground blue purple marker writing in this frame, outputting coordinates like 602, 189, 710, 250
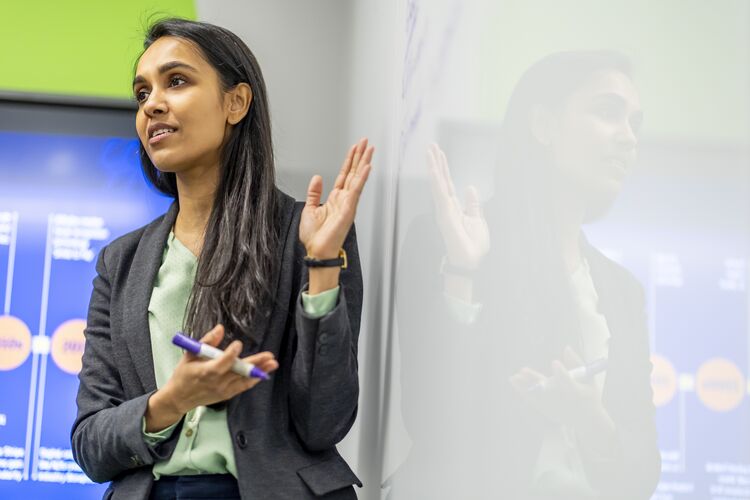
172, 332, 269, 380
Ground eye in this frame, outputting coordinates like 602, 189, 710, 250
169, 75, 187, 87
134, 89, 150, 104
593, 103, 620, 121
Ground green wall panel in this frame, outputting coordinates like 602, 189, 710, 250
0, 1, 196, 98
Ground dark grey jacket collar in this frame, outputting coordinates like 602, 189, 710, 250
122, 201, 179, 393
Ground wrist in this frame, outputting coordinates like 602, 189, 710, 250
308, 267, 340, 294
145, 387, 186, 432
443, 272, 474, 302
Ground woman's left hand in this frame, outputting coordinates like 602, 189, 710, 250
300, 138, 374, 260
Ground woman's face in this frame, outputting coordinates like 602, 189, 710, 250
542, 69, 643, 216
133, 36, 230, 175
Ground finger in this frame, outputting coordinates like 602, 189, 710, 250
510, 367, 545, 391
426, 146, 446, 203
427, 148, 457, 218
551, 360, 575, 388
345, 139, 368, 190
333, 144, 357, 190
348, 162, 372, 197
437, 148, 461, 212
437, 147, 457, 199
241, 351, 275, 364
464, 185, 482, 217
521, 367, 547, 384
226, 376, 260, 397
351, 138, 366, 172
305, 175, 324, 209
348, 145, 374, 191
563, 346, 584, 369
199, 324, 224, 347
360, 145, 374, 167
347, 146, 374, 192
211, 340, 243, 373
241, 352, 279, 376
257, 359, 279, 374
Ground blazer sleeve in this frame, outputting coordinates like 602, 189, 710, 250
70, 245, 182, 483
289, 222, 363, 452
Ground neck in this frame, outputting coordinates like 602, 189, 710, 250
174, 163, 220, 239
550, 188, 585, 274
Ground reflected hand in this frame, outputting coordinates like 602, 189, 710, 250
509, 346, 605, 427
427, 143, 489, 270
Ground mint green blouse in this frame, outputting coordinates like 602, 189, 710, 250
142, 230, 339, 479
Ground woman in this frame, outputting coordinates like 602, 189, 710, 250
393, 50, 659, 499
71, 18, 372, 500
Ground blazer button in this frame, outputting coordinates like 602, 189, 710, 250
235, 431, 248, 449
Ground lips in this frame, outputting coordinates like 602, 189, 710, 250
603, 156, 632, 179
146, 123, 178, 146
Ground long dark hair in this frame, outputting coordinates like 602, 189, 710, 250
487, 50, 634, 366
139, 18, 280, 346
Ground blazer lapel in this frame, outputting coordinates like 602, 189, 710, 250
580, 232, 633, 409
122, 201, 179, 394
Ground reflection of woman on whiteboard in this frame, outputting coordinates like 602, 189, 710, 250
71, 18, 372, 500
395, 51, 659, 499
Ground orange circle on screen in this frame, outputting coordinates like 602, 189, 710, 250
650, 354, 678, 407
696, 358, 745, 412
50, 319, 87, 375
0, 315, 32, 370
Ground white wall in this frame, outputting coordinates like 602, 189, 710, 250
196, 0, 354, 198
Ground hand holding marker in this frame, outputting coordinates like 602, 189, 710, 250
173, 332, 270, 380
528, 357, 608, 392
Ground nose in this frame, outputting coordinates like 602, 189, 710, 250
143, 87, 167, 117
616, 120, 638, 152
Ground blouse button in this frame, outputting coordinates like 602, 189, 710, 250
185, 429, 194, 438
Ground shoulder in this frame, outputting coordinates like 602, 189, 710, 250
98, 202, 175, 271
582, 237, 645, 303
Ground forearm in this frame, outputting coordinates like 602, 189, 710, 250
290, 286, 359, 450
308, 267, 340, 294
144, 387, 186, 433
73, 392, 160, 483
443, 271, 475, 303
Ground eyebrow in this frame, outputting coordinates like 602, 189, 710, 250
133, 61, 199, 87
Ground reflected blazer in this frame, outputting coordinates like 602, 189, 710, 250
71, 189, 363, 499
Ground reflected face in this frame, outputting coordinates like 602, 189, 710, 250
133, 36, 229, 174
545, 69, 643, 215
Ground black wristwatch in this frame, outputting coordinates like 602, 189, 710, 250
439, 255, 477, 278
303, 248, 348, 269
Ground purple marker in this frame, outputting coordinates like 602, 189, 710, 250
528, 357, 608, 392
172, 332, 269, 380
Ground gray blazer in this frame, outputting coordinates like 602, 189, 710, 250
71, 189, 363, 499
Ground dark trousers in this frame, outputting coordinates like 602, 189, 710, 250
148, 474, 241, 500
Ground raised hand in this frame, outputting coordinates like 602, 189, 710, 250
299, 138, 374, 260
427, 143, 490, 271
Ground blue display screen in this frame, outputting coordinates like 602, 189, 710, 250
0, 131, 171, 499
